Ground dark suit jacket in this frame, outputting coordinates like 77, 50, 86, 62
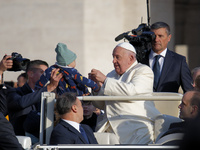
161, 121, 190, 139
81, 113, 97, 132
0, 112, 23, 150
0, 84, 12, 116
7, 82, 47, 135
50, 119, 98, 145
141, 49, 193, 92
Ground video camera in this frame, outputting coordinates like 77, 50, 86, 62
115, 0, 155, 62
7, 52, 30, 72
115, 23, 155, 62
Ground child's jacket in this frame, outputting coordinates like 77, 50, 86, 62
35, 65, 99, 96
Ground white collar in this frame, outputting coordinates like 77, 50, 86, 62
55, 62, 72, 69
125, 60, 138, 73
62, 119, 80, 132
149, 48, 167, 59
117, 60, 138, 77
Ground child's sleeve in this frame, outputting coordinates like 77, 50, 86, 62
72, 69, 99, 91
35, 67, 52, 90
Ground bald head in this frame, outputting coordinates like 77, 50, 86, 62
178, 90, 200, 120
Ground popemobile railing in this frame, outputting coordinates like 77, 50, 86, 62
35, 92, 183, 150
77, 92, 182, 101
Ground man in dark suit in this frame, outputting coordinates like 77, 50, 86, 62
50, 92, 98, 144
0, 112, 23, 150
7, 60, 63, 137
161, 90, 200, 139
0, 55, 13, 116
0, 55, 23, 149
141, 22, 193, 92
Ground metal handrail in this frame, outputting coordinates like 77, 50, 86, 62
77, 92, 183, 101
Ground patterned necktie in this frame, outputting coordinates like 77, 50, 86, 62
80, 125, 89, 144
153, 55, 162, 88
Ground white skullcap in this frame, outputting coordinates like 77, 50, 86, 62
116, 42, 137, 54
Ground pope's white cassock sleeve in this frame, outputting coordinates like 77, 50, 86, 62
93, 61, 161, 144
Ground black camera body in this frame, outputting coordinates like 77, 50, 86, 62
7, 52, 30, 72
115, 23, 155, 62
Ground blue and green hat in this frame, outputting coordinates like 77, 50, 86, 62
55, 43, 77, 66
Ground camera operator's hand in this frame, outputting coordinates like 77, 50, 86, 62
0, 55, 13, 83
0, 55, 13, 74
47, 68, 63, 92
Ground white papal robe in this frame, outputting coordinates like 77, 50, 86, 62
93, 61, 160, 144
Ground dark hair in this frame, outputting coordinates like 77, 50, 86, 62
56, 92, 77, 115
151, 22, 171, 35
17, 72, 28, 80
26, 60, 49, 73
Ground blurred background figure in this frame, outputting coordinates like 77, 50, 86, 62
191, 67, 200, 88
193, 75, 200, 91
17, 73, 27, 87
81, 101, 98, 132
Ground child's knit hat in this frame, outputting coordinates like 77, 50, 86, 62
55, 43, 77, 66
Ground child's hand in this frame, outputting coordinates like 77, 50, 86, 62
83, 93, 91, 96
89, 69, 106, 84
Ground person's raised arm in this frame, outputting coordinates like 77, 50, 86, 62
0, 55, 13, 84
8, 68, 63, 111
47, 68, 63, 92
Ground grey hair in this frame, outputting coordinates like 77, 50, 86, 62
192, 67, 200, 77
151, 22, 171, 35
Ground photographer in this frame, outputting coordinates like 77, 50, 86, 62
7, 60, 63, 143
0, 55, 23, 150
0, 55, 13, 116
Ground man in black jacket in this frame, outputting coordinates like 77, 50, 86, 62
0, 55, 13, 116
0, 112, 23, 150
7, 60, 63, 137
0, 55, 23, 150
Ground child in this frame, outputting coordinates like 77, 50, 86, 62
35, 43, 99, 96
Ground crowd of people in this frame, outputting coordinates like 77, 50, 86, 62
0, 21, 200, 149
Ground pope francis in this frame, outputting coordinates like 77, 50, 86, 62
90, 42, 160, 144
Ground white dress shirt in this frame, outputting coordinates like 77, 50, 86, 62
62, 119, 80, 132
149, 48, 167, 73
